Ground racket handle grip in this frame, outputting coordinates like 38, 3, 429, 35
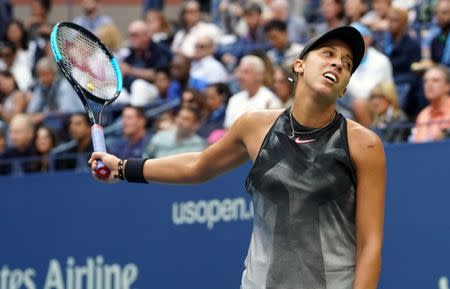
91, 124, 110, 179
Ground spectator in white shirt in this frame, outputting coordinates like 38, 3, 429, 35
171, 0, 222, 58
224, 55, 282, 128
4, 20, 32, 71
0, 42, 33, 92
190, 36, 228, 84
346, 22, 394, 126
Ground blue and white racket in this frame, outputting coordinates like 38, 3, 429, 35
50, 22, 122, 179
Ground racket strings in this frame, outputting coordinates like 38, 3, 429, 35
56, 26, 118, 101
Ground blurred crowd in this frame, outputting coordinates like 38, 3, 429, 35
0, 0, 450, 176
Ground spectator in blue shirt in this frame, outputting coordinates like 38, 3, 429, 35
121, 20, 172, 92
55, 113, 92, 171
381, 7, 421, 116
110, 106, 150, 159
220, 3, 270, 69
73, 0, 113, 33
154, 67, 170, 100
197, 82, 231, 139
264, 20, 304, 70
27, 57, 84, 123
143, 105, 206, 158
430, 0, 450, 66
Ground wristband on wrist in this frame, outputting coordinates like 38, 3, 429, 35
124, 158, 148, 183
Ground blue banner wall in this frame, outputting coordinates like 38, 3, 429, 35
1, 141, 449, 289
380, 141, 450, 289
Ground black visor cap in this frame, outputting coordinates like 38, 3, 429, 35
299, 26, 365, 74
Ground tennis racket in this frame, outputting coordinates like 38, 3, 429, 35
50, 22, 122, 179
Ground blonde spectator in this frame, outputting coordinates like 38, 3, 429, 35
95, 25, 130, 103
251, 51, 275, 88
369, 82, 409, 143
96, 24, 126, 60
145, 9, 172, 46
413, 65, 450, 143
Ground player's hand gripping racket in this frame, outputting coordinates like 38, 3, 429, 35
50, 22, 122, 179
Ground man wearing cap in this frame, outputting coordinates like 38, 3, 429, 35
90, 26, 386, 289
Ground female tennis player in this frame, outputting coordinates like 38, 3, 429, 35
89, 26, 385, 289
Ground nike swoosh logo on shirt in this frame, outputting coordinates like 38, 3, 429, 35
295, 137, 316, 144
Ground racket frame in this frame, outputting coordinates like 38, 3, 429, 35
50, 21, 123, 179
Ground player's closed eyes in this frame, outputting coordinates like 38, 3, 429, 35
323, 50, 352, 71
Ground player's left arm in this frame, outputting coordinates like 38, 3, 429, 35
348, 121, 386, 289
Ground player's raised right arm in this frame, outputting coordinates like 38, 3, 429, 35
89, 113, 251, 184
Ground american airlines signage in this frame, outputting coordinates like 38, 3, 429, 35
0, 256, 138, 289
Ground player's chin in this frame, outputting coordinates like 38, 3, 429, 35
315, 86, 335, 98
317, 83, 343, 98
